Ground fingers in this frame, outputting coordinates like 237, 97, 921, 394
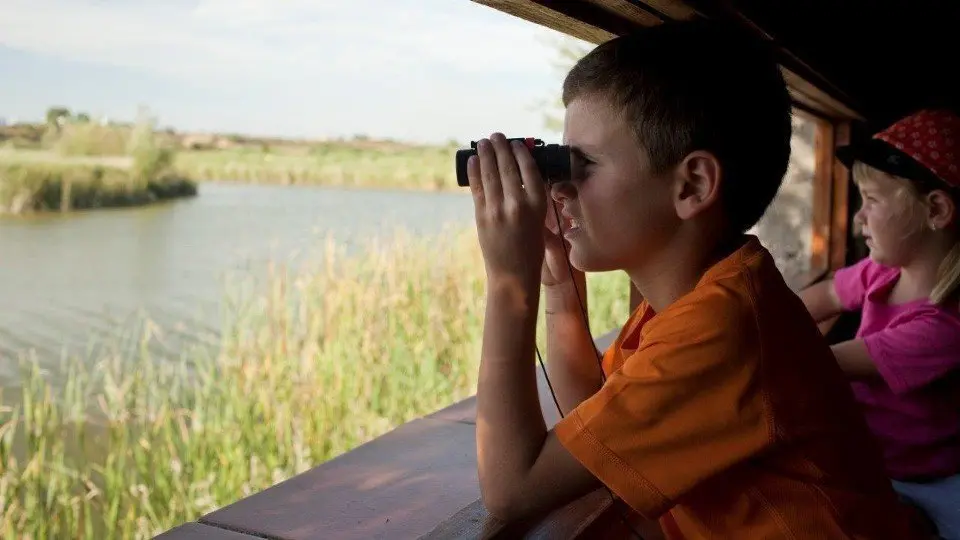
544, 202, 562, 235
472, 133, 548, 221
490, 134, 524, 204
475, 138, 502, 206
512, 138, 547, 210
467, 154, 483, 207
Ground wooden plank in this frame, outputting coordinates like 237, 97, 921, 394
584, 0, 664, 27
632, 0, 699, 20
470, 0, 862, 121
810, 113, 835, 276
420, 489, 618, 539
426, 395, 477, 424
470, 0, 616, 45
422, 488, 667, 539
830, 121, 853, 271
195, 326, 622, 540
782, 68, 862, 122
200, 417, 481, 540
153, 522, 263, 540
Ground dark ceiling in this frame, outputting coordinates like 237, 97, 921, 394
687, 0, 960, 131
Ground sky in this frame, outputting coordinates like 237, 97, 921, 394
0, 0, 592, 145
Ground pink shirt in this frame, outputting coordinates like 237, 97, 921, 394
833, 257, 960, 480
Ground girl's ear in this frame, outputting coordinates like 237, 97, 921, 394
926, 189, 956, 231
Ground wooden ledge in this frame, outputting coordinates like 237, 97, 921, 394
154, 523, 262, 540
158, 328, 633, 539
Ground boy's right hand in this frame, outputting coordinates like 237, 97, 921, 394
541, 209, 583, 288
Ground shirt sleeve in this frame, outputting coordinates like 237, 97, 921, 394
832, 257, 896, 311
553, 287, 773, 519
862, 306, 960, 394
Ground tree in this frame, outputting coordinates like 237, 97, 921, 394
535, 34, 593, 136
45, 106, 70, 128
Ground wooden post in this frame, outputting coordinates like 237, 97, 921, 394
810, 116, 835, 276
830, 121, 853, 271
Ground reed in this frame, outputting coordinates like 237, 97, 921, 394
0, 123, 196, 214
0, 226, 631, 539
172, 142, 456, 191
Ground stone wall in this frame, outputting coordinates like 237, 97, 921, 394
749, 112, 816, 286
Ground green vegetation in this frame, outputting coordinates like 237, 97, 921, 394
0, 109, 197, 215
1, 106, 461, 196
0, 226, 631, 539
173, 139, 456, 190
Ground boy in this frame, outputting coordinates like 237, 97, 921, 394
464, 19, 919, 539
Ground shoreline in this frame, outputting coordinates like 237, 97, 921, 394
0, 141, 463, 215
0, 161, 198, 216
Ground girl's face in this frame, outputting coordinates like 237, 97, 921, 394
852, 165, 931, 267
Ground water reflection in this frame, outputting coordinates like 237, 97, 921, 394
0, 183, 474, 388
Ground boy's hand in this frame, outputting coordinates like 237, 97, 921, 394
542, 210, 582, 288
467, 133, 549, 290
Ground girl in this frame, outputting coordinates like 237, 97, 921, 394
801, 108, 960, 539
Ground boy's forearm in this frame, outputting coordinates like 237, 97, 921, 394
545, 282, 603, 414
476, 278, 548, 510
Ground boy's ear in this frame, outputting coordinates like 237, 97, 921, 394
674, 150, 723, 220
926, 189, 956, 231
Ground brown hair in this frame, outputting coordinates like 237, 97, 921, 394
562, 19, 792, 233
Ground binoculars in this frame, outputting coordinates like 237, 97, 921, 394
455, 138, 572, 186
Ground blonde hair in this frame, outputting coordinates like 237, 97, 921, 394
932, 243, 960, 304
852, 160, 960, 305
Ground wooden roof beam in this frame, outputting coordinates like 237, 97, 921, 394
470, 0, 863, 122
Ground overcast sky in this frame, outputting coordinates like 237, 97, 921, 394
0, 0, 591, 144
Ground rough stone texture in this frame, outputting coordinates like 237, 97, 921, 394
749, 112, 816, 286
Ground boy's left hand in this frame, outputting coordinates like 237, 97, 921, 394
467, 133, 549, 290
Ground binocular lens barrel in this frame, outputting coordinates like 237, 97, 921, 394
455, 141, 571, 186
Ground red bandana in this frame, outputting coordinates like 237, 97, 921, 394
874, 109, 960, 189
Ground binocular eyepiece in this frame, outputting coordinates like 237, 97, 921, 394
455, 138, 572, 187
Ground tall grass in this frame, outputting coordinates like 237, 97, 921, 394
0, 227, 631, 539
173, 143, 457, 190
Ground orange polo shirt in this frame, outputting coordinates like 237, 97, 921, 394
554, 236, 917, 539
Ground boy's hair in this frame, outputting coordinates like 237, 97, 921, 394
562, 18, 792, 233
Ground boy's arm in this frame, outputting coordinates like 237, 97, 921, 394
480, 284, 780, 524
544, 278, 604, 415
798, 279, 844, 323
476, 280, 601, 522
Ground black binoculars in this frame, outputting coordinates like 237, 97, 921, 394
455, 138, 571, 186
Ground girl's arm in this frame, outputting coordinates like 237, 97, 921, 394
799, 279, 844, 323
830, 340, 880, 378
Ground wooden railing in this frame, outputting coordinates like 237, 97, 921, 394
156, 327, 675, 540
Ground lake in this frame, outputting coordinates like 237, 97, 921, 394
0, 183, 475, 390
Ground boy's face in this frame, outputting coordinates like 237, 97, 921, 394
555, 93, 681, 275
